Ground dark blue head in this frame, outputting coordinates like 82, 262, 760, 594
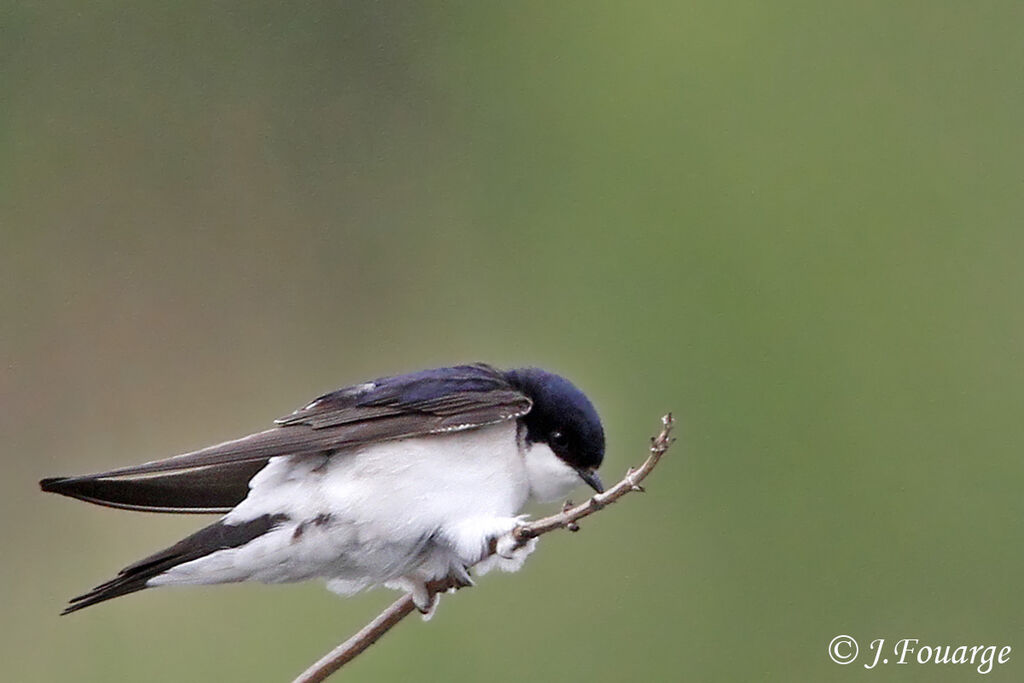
505, 368, 606, 492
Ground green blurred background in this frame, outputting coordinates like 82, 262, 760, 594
3, 2, 1023, 681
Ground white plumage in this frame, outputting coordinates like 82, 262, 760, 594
149, 421, 581, 610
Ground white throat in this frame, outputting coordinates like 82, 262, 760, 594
523, 442, 584, 502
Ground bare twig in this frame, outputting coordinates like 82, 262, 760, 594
512, 413, 675, 543
291, 595, 416, 683
291, 414, 676, 683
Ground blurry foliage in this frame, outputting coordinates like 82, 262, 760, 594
3, 2, 1023, 681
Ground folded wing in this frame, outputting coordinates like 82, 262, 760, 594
41, 363, 531, 513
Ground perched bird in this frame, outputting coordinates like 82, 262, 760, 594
41, 363, 605, 615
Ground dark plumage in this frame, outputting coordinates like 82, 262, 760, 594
506, 367, 606, 472
41, 364, 531, 514
61, 514, 288, 614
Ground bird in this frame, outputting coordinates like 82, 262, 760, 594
40, 363, 605, 616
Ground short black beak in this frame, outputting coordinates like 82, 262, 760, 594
577, 468, 604, 494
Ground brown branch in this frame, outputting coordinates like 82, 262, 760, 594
290, 414, 676, 683
513, 412, 675, 542
291, 594, 416, 683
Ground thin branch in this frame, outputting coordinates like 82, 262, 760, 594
291, 413, 676, 683
513, 412, 675, 542
291, 595, 416, 683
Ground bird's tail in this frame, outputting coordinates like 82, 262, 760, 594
61, 514, 286, 614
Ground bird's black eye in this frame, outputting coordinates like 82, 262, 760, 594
549, 430, 569, 449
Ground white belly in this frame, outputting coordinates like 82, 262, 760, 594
151, 422, 533, 591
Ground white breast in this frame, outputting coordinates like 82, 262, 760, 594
153, 422, 537, 591
521, 441, 587, 502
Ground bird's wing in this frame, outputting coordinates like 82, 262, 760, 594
40, 363, 531, 513
274, 362, 526, 427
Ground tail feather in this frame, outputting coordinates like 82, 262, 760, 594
39, 459, 268, 514
61, 513, 287, 614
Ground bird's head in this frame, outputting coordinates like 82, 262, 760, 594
505, 368, 605, 501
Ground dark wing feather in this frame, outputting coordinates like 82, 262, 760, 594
40, 460, 267, 514
41, 363, 531, 513
275, 362, 523, 427
61, 514, 286, 613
